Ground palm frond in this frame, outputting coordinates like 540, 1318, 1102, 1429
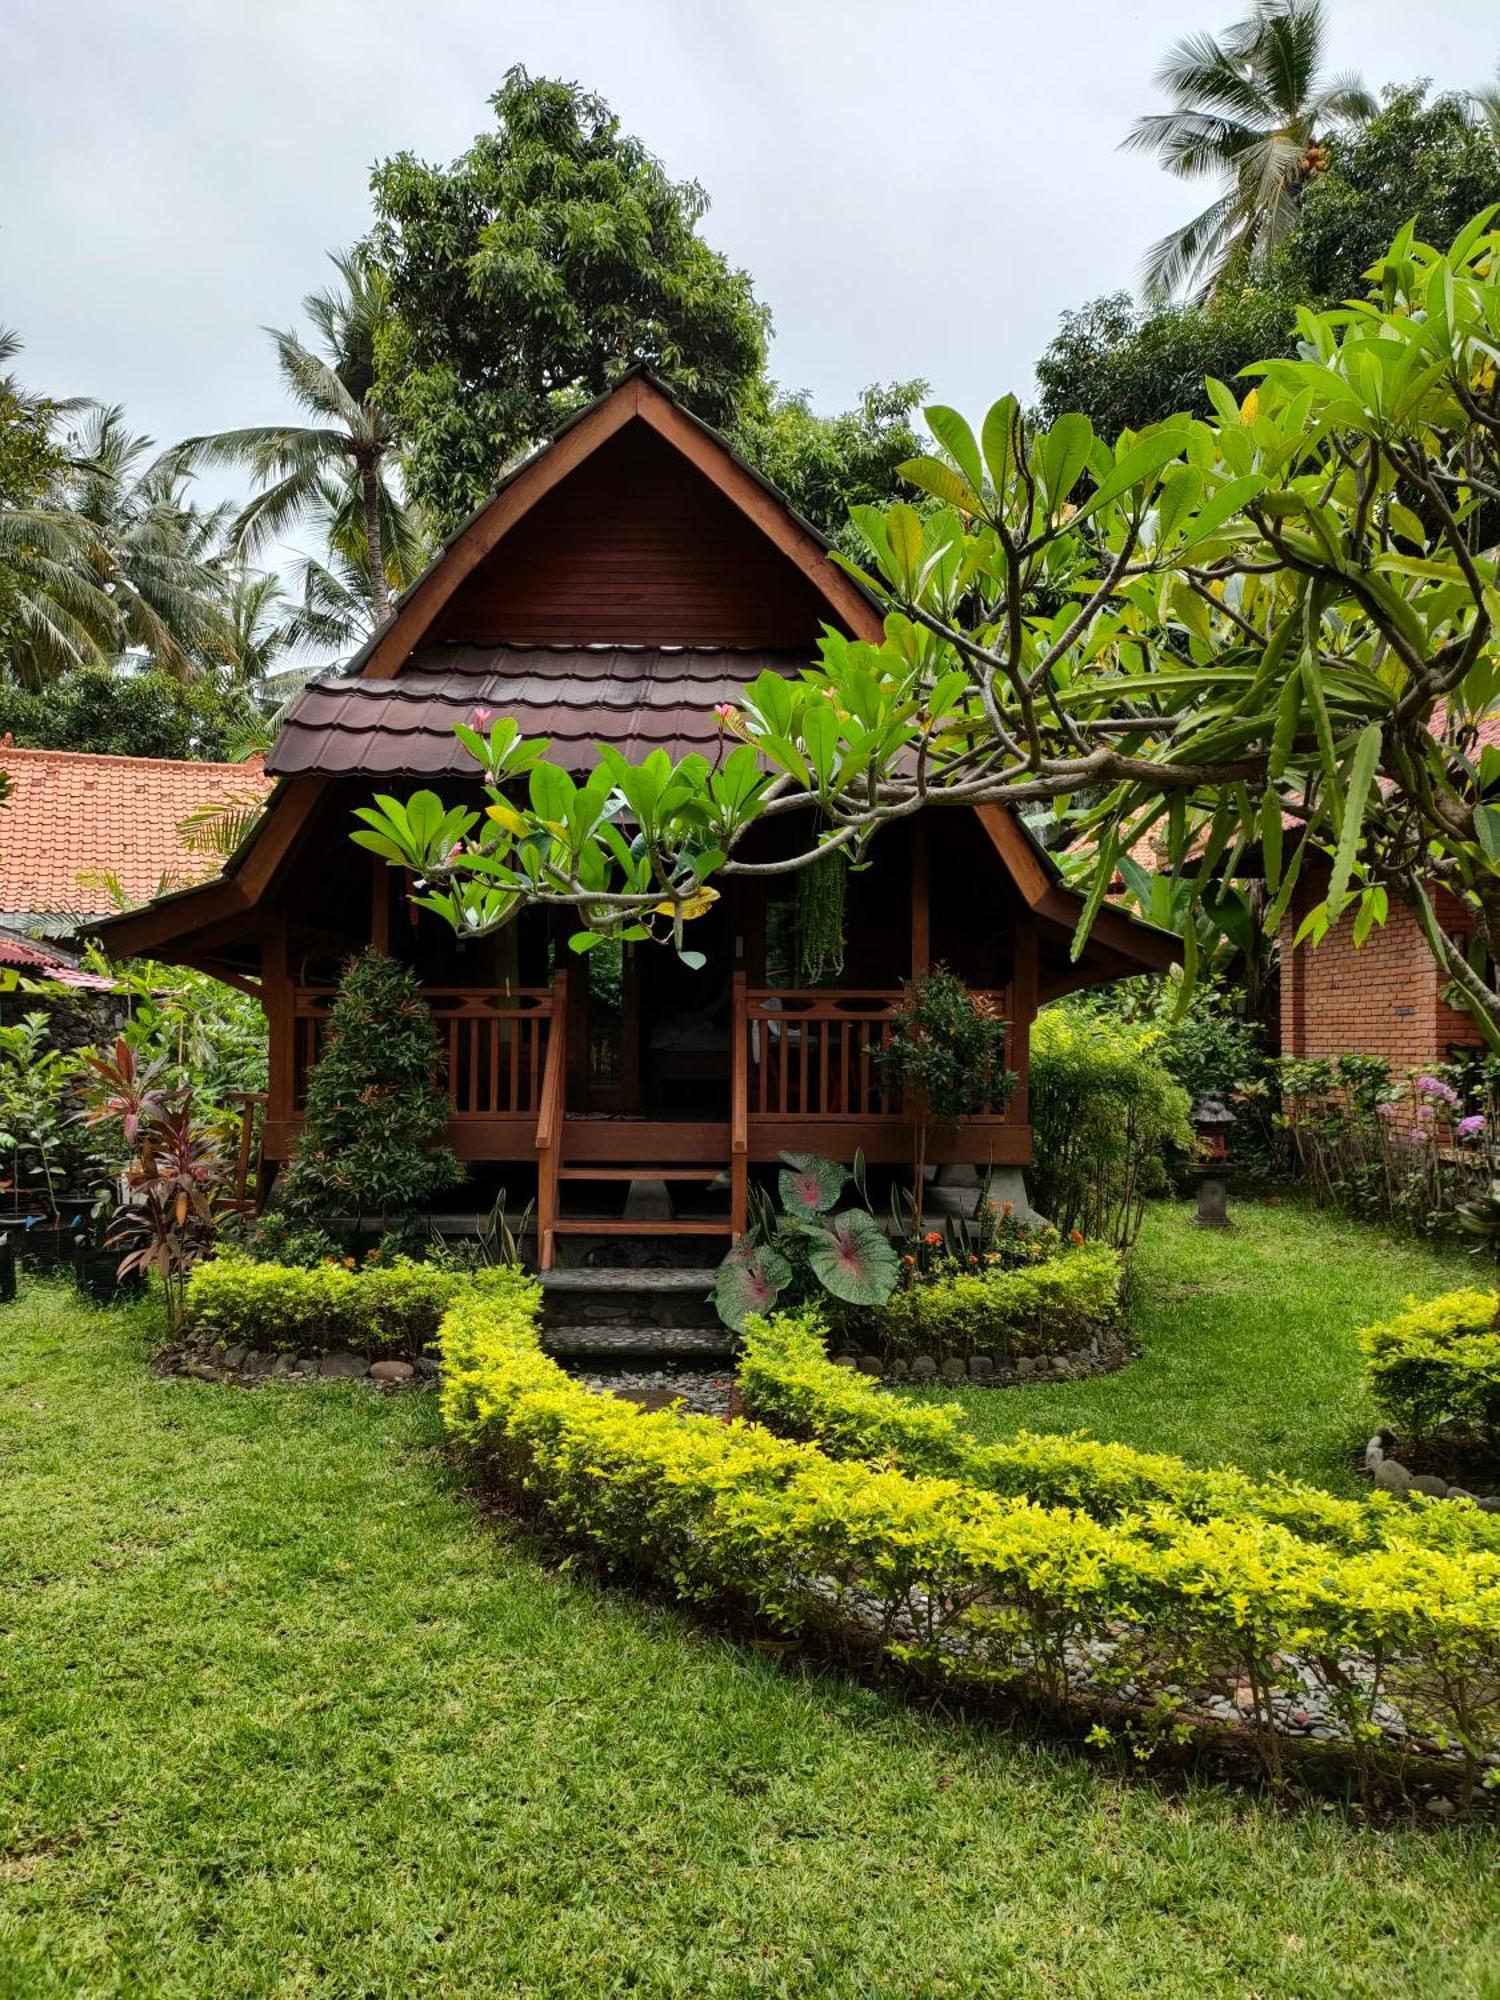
177, 793, 268, 860
1141, 189, 1243, 304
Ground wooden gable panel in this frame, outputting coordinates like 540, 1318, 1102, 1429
433, 420, 838, 649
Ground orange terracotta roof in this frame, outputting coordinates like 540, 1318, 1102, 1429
0, 746, 274, 918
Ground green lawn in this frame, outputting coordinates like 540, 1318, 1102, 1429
937, 1197, 1484, 1490
2, 1211, 1498, 1998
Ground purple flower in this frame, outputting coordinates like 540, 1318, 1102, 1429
1416, 1074, 1459, 1106
1458, 1114, 1486, 1140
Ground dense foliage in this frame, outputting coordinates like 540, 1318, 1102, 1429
729, 380, 927, 557
1038, 86, 1500, 433
185, 1251, 512, 1359
369, 68, 769, 531
873, 1243, 1122, 1364
1028, 1007, 1192, 1246
0, 955, 265, 1220
1360, 1288, 1500, 1455
1277, 1055, 1500, 1243
440, 1278, 1500, 1800
0, 665, 262, 760
273, 949, 462, 1226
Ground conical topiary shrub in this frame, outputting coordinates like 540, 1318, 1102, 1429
273, 949, 463, 1229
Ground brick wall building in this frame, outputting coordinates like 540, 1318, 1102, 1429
1279, 873, 1486, 1071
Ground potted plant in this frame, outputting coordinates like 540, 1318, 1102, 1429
875, 967, 1015, 1234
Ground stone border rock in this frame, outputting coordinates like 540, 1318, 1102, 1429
160, 1335, 437, 1389
830, 1323, 1134, 1390
1362, 1430, 1500, 1512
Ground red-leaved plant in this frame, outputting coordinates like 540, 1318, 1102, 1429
79, 1038, 225, 1334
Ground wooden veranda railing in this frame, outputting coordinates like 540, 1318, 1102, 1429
291, 985, 555, 1119
742, 986, 1018, 1122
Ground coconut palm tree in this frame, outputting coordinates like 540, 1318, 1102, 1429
1, 349, 234, 689
1123, 0, 1375, 302
166, 249, 410, 627
0, 330, 116, 687
1473, 64, 1500, 140
63, 405, 236, 679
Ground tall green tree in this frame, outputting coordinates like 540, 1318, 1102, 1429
1040, 86, 1500, 433
369, 67, 770, 531
1123, 0, 1374, 301
167, 249, 414, 628
730, 381, 928, 557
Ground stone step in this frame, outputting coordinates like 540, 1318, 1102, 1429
538, 1267, 721, 1293
542, 1324, 735, 1362
551, 1218, 731, 1237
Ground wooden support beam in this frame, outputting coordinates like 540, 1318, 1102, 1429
911, 815, 931, 977
370, 856, 390, 953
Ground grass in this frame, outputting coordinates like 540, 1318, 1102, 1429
1, 1211, 1497, 1998
936, 1197, 1485, 1490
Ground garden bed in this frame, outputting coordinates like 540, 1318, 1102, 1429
439, 1272, 1500, 1808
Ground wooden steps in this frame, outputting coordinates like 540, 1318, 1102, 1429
555, 1166, 725, 1182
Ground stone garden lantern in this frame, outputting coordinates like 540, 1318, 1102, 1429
1190, 1096, 1236, 1228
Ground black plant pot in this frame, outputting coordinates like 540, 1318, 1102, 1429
0, 1232, 16, 1304
14, 1218, 89, 1271
72, 1238, 143, 1306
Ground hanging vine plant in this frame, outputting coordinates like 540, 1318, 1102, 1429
796, 849, 847, 986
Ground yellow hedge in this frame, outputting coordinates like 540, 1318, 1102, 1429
439, 1280, 1500, 1793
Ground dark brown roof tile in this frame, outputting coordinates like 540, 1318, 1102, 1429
266, 645, 807, 777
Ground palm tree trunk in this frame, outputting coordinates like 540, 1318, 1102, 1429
360, 460, 392, 628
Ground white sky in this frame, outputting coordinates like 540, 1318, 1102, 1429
4, 0, 1494, 550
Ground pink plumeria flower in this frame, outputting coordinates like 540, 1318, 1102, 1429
471, 706, 495, 729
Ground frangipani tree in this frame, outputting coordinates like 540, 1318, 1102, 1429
353, 215, 1500, 1037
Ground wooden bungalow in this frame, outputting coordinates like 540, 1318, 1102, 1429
97, 370, 1176, 1262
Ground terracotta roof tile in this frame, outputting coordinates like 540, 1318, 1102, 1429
0, 924, 117, 989
0, 746, 274, 918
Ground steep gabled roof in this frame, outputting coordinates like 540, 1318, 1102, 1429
91, 367, 1176, 987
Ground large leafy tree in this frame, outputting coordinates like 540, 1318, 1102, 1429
1040, 85, 1500, 435
0, 665, 262, 760
1123, 0, 1374, 302
369, 67, 770, 531
353, 214, 1500, 1039
730, 381, 928, 558
166, 249, 416, 628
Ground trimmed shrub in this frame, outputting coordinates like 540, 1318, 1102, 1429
1360, 1289, 1500, 1451
439, 1283, 1500, 1794
739, 1310, 1500, 1562
184, 1253, 511, 1358
273, 949, 462, 1225
875, 1244, 1121, 1362
1027, 1007, 1191, 1247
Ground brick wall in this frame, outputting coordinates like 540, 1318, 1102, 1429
1280, 880, 1487, 1068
